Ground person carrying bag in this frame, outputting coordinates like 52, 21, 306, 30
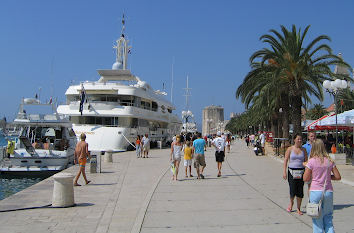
283, 133, 307, 215
306, 159, 329, 218
303, 139, 341, 233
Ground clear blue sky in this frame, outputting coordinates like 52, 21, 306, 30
1, 0, 353, 126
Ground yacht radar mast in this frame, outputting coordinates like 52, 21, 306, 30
181, 75, 197, 134
112, 14, 131, 70
183, 75, 191, 111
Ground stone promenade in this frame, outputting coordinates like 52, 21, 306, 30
0, 140, 353, 233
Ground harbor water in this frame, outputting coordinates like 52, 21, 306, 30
0, 177, 45, 200
0, 131, 8, 147
0, 132, 46, 200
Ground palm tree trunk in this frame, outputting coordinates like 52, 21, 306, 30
292, 95, 302, 137
280, 94, 290, 140
271, 113, 279, 138
270, 118, 276, 138
282, 109, 290, 139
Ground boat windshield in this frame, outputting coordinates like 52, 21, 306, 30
20, 126, 69, 151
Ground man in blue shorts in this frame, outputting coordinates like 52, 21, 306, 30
193, 132, 206, 179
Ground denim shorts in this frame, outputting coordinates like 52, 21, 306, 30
309, 191, 334, 233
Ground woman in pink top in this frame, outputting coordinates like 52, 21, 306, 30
303, 139, 341, 233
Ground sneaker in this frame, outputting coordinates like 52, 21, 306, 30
200, 174, 205, 179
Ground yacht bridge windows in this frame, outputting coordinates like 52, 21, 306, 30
69, 116, 168, 130
67, 94, 162, 113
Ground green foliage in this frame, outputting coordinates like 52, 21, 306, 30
305, 104, 327, 120
225, 109, 264, 134
337, 88, 354, 113
236, 25, 352, 136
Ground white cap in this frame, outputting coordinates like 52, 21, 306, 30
217, 131, 221, 136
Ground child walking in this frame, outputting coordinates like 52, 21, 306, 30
183, 141, 193, 178
170, 135, 183, 181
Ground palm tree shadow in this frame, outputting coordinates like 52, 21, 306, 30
334, 204, 354, 210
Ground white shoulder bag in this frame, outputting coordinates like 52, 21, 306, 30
306, 159, 330, 218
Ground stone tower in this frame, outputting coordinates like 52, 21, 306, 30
202, 105, 224, 136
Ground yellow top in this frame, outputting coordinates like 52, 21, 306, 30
6, 141, 15, 155
184, 146, 192, 160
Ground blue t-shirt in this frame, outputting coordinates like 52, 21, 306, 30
193, 138, 205, 154
303, 142, 312, 156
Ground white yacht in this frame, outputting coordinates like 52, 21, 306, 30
57, 17, 181, 152
181, 76, 197, 134
0, 98, 76, 175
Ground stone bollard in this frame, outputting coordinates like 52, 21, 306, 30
90, 155, 97, 173
104, 150, 113, 163
52, 173, 75, 207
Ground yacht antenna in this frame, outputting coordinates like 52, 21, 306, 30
121, 13, 125, 36
183, 75, 192, 110
50, 57, 54, 100
170, 57, 174, 103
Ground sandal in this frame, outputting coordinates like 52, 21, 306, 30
86, 181, 91, 185
74, 183, 81, 186
286, 207, 292, 212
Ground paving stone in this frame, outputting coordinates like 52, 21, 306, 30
0, 142, 353, 233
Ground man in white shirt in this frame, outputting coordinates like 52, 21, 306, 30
259, 131, 266, 155
142, 134, 150, 158
212, 131, 226, 177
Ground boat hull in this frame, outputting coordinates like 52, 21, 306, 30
0, 149, 74, 175
72, 124, 174, 152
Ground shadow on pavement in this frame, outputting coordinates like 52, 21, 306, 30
75, 203, 94, 207
334, 204, 354, 210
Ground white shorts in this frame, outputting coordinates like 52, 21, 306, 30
173, 155, 181, 162
184, 159, 192, 167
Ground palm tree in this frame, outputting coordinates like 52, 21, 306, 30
337, 88, 354, 113
305, 104, 327, 120
248, 25, 351, 136
236, 59, 293, 139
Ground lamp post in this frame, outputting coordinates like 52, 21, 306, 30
217, 121, 223, 133
323, 79, 348, 152
278, 108, 283, 138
